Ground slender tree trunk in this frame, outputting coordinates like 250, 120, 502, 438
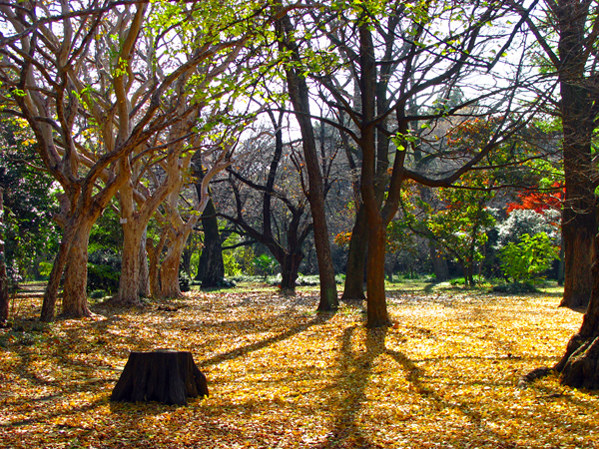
365, 215, 391, 327
342, 205, 367, 300
278, 13, 338, 312
0, 189, 9, 326
147, 231, 167, 298
430, 243, 449, 282
359, 22, 391, 328
138, 227, 150, 297
41, 213, 84, 321
61, 219, 94, 318
558, 238, 565, 286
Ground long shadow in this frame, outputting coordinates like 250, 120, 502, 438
197, 311, 336, 368
314, 326, 387, 448
315, 326, 552, 448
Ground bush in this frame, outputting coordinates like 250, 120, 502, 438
179, 271, 191, 292
87, 248, 121, 294
500, 232, 558, 284
492, 282, 538, 294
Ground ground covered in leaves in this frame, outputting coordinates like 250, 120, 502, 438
0, 282, 596, 448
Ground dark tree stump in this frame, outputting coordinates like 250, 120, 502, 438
111, 350, 209, 405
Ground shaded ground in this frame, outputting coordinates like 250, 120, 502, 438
0, 283, 594, 448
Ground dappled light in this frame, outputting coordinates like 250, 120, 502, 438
1, 287, 595, 448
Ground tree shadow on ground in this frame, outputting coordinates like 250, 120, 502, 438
198, 311, 336, 368
313, 326, 551, 449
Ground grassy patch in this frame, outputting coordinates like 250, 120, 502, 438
0, 285, 594, 448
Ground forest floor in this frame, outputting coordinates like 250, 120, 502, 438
0, 281, 596, 448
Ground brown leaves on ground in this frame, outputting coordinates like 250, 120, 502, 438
0, 285, 595, 448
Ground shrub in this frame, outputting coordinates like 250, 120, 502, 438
87, 248, 120, 294
500, 232, 558, 284
179, 271, 191, 292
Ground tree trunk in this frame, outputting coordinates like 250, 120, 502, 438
561, 211, 594, 308
365, 217, 391, 328
114, 220, 145, 305
147, 231, 167, 298
138, 227, 150, 298
280, 252, 303, 296
0, 189, 9, 326
61, 219, 94, 318
278, 13, 338, 312
196, 198, 225, 288
159, 233, 189, 299
430, 243, 449, 282
342, 205, 367, 300
556, 233, 599, 389
359, 21, 391, 328
555, 0, 596, 309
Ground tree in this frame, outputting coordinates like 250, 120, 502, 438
278, 0, 539, 326
275, 8, 339, 311
0, 1, 258, 318
0, 188, 8, 326
499, 232, 558, 284
194, 191, 225, 288
511, 0, 599, 308
426, 178, 497, 287
219, 112, 314, 295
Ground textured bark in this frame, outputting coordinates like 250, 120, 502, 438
552, 0, 597, 309
342, 205, 367, 301
61, 219, 94, 318
278, 18, 338, 311
280, 253, 304, 296
111, 350, 208, 405
138, 228, 150, 297
114, 221, 145, 305
556, 234, 599, 389
147, 232, 167, 298
196, 198, 225, 288
159, 235, 188, 299
0, 189, 9, 326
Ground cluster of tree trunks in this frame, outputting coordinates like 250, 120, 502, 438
111, 350, 208, 405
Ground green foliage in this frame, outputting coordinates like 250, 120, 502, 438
223, 250, 242, 277
87, 250, 120, 295
253, 253, 277, 278
426, 176, 496, 284
499, 233, 558, 284
0, 120, 59, 281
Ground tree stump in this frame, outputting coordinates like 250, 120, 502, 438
111, 349, 208, 405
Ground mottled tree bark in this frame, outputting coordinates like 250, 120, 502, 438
61, 218, 95, 318
114, 220, 145, 305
